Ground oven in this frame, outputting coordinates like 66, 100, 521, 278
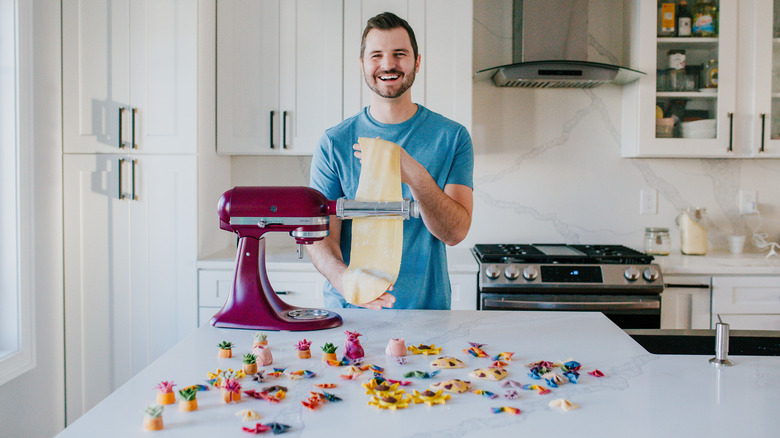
473, 244, 664, 329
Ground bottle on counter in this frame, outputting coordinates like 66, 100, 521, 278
677, 0, 692, 36
692, 0, 718, 37
658, 0, 677, 37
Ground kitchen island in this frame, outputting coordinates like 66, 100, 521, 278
56, 309, 780, 437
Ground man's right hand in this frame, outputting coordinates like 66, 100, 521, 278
355, 290, 396, 310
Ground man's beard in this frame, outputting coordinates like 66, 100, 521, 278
364, 68, 416, 99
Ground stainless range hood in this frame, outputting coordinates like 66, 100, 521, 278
477, 0, 645, 88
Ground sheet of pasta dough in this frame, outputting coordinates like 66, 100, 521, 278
341, 137, 403, 305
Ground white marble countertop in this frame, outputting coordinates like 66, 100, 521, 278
199, 237, 478, 274
56, 309, 780, 437
654, 251, 780, 276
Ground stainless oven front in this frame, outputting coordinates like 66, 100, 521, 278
480, 292, 662, 329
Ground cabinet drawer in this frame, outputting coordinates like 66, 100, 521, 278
712, 277, 780, 315
198, 269, 326, 310
198, 270, 234, 307
716, 314, 780, 331
199, 307, 220, 327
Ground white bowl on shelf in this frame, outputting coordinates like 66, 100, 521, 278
681, 119, 716, 130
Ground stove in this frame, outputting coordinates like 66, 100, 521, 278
472, 244, 664, 329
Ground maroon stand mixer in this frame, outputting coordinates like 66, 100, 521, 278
211, 186, 418, 331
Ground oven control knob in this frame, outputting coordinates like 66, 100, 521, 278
643, 267, 660, 282
623, 266, 641, 281
485, 264, 501, 280
522, 266, 539, 281
504, 265, 520, 280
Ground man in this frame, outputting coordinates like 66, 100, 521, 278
308, 12, 474, 310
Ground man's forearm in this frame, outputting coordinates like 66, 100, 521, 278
306, 228, 347, 293
408, 173, 472, 246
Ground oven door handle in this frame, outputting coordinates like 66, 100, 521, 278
482, 299, 660, 311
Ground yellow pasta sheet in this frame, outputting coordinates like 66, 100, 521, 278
341, 137, 403, 305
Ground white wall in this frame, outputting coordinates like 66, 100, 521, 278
232, 0, 780, 257
0, 0, 65, 436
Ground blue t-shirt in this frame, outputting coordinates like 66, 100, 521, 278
309, 105, 474, 310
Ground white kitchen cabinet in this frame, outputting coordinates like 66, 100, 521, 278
216, 0, 343, 155
63, 154, 197, 424
62, 0, 197, 154
622, 0, 739, 157
197, 267, 326, 326
198, 264, 476, 320
712, 276, 780, 329
450, 272, 478, 310
661, 276, 712, 329
622, 0, 780, 157
343, 0, 473, 131
749, 0, 780, 155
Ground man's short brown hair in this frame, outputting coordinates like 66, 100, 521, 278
360, 12, 418, 59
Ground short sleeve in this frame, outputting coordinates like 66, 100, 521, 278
309, 133, 345, 200
445, 126, 474, 189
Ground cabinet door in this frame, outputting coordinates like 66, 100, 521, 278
623, 0, 738, 157
661, 277, 712, 329
343, 0, 471, 130
449, 272, 477, 310
343, 0, 426, 118
217, 0, 280, 154
63, 0, 196, 154
64, 155, 132, 424
712, 276, 780, 329
278, 0, 344, 154
62, 0, 130, 154
64, 154, 196, 424
129, 155, 197, 363
750, 0, 780, 156
128, 0, 197, 154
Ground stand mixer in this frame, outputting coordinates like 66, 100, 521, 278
211, 186, 418, 331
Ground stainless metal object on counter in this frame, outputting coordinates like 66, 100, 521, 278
336, 198, 419, 220
710, 321, 735, 367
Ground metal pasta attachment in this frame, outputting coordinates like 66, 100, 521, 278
335, 198, 419, 220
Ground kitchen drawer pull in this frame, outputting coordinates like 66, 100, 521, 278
282, 111, 288, 149
131, 159, 138, 201
482, 299, 660, 312
760, 113, 766, 153
727, 112, 734, 152
131, 107, 137, 149
275, 290, 290, 295
118, 158, 126, 200
118, 107, 126, 149
269, 111, 275, 149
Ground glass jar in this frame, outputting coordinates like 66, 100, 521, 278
644, 227, 671, 255
692, 0, 718, 37
702, 59, 718, 89
678, 207, 707, 255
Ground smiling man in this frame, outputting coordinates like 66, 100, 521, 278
308, 12, 474, 310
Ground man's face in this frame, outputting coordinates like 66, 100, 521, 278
360, 27, 420, 100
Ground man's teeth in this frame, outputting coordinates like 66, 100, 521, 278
379, 75, 400, 81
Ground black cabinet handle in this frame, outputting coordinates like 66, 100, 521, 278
118, 158, 126, 200
760, 113, 766, 153
118, 107, 126, 149
131, 159, 138, 200
269, 111, 276, 149
727, 112, 734, 152
282, 110, 288, 149
131, 107, 137, 149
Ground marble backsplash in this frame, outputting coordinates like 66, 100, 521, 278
231, 0, 780, 256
